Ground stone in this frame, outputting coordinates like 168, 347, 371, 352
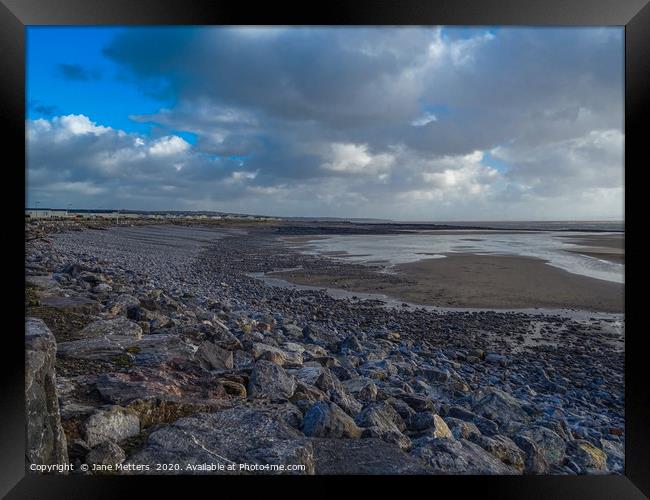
83, 406, 141, 447
400, 394, 435, 412
484, 352, 508, 365
342, 377, 378, 402
339, 334, 363, 353
251, 342, 303, 368
412, 437, 520, 475
471, 434, 525, 472
567, 440, 609, 473
408, 412, 453, 439
303, 324, 342, 351
519, 425, 566, 466
302, 401, 362, 439
106, 294, 140, 316
195, 341, 234, 371
355, 401, 410, 449
248, 360, 296, 401
85, 440, 126, 466
312, 438, 431, 474
25, 318, 69, 468
446, 406, 499, 436
76, 317, 143, 341
127, 407, 314, 474
512, 435, 550, 474
445, 417, 482, 440
471, 388, 531, 433
39, 295, 101, 314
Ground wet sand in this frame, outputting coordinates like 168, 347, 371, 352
276, 252, 624, 313
557, 233, 625, 265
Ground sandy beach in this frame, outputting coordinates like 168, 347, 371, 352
275, 232, 625, 313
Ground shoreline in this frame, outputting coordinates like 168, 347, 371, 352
24, 222, 625, 475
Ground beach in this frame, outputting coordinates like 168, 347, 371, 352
24, 220, 625, 475
275, 231, 624, 313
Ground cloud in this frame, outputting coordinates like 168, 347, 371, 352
55, 63, 100, 81
27, 28, 624, 219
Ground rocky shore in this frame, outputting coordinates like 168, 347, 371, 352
25, 222, 624, 475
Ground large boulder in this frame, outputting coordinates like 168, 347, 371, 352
26, 318, 69, 469
471, 388, 532, 433
248, 360, 296, 401
302, 324, 342, 351
85, 441, 126, 466
127, 407, 314, 474
519, 425, 566, 467
83, 406, 141, 447
251, 343, 303, 368
76, 317, 143, 340
412, 437, 520, 475
312, 438, 431, 474
302, 401, 362, 439
567, 440, 609, 474
194, 341, 233, 371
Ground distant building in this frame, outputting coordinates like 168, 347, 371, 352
25, 209, 69, 219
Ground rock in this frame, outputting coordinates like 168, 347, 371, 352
127, 407, 314, 474
76, 317, 143, 341
339, 334, 363, 353
312, 438, 430, 474
567, 440, 609, 473
355, 401, 410, 449
445, 406, 499, 436
195, 341, 234, 371
519, 425, 566, 466
303, 324, 342, 351
471, 434, 525, 472
25, 318, 69, 468
85, 440, 126, 466
408, 412, 453, 439
400, 394, 435, 412
342, 377, 378, 402
107, 294, 140, 316
251, 343, 303, 368
412, 437, 520, 475
600, 439, 624, 473
302, 401, 362, 438
83, 406, 141, 447
39, 295, 101, 314
282, 324, 303, 339
445, 417, 482, 440
512, 435, 550, 474
484, 352, 508, 365
471, 388, 531, 433
248, 360, 296, 401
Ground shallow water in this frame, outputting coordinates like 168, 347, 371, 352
287, 232, 624, 284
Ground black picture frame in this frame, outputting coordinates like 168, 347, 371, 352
2, 0, 647, 497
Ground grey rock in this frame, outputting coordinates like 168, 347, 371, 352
302, 401, 362, 439
412, 437, 520, 475
251, 342, 303, 368
76, 317, 143, 341
248, 360, 296, 401
127, 407, 314, 474
83, 406, 141, 447
312, 438, 431, 474
519, 425, 566, 466
85, 440, 126, 466
195, 341, 234, 371
342, 377, 378, 402
26, 318, 69, 469
512, 435, 550, 474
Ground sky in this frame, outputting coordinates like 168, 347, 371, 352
26, 27, 624, 221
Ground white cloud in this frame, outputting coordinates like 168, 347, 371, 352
410, 112, 438, 127
148, 135, 191, 156
321, 143, 395, 175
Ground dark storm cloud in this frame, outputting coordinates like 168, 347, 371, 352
28, 27, 624, 219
